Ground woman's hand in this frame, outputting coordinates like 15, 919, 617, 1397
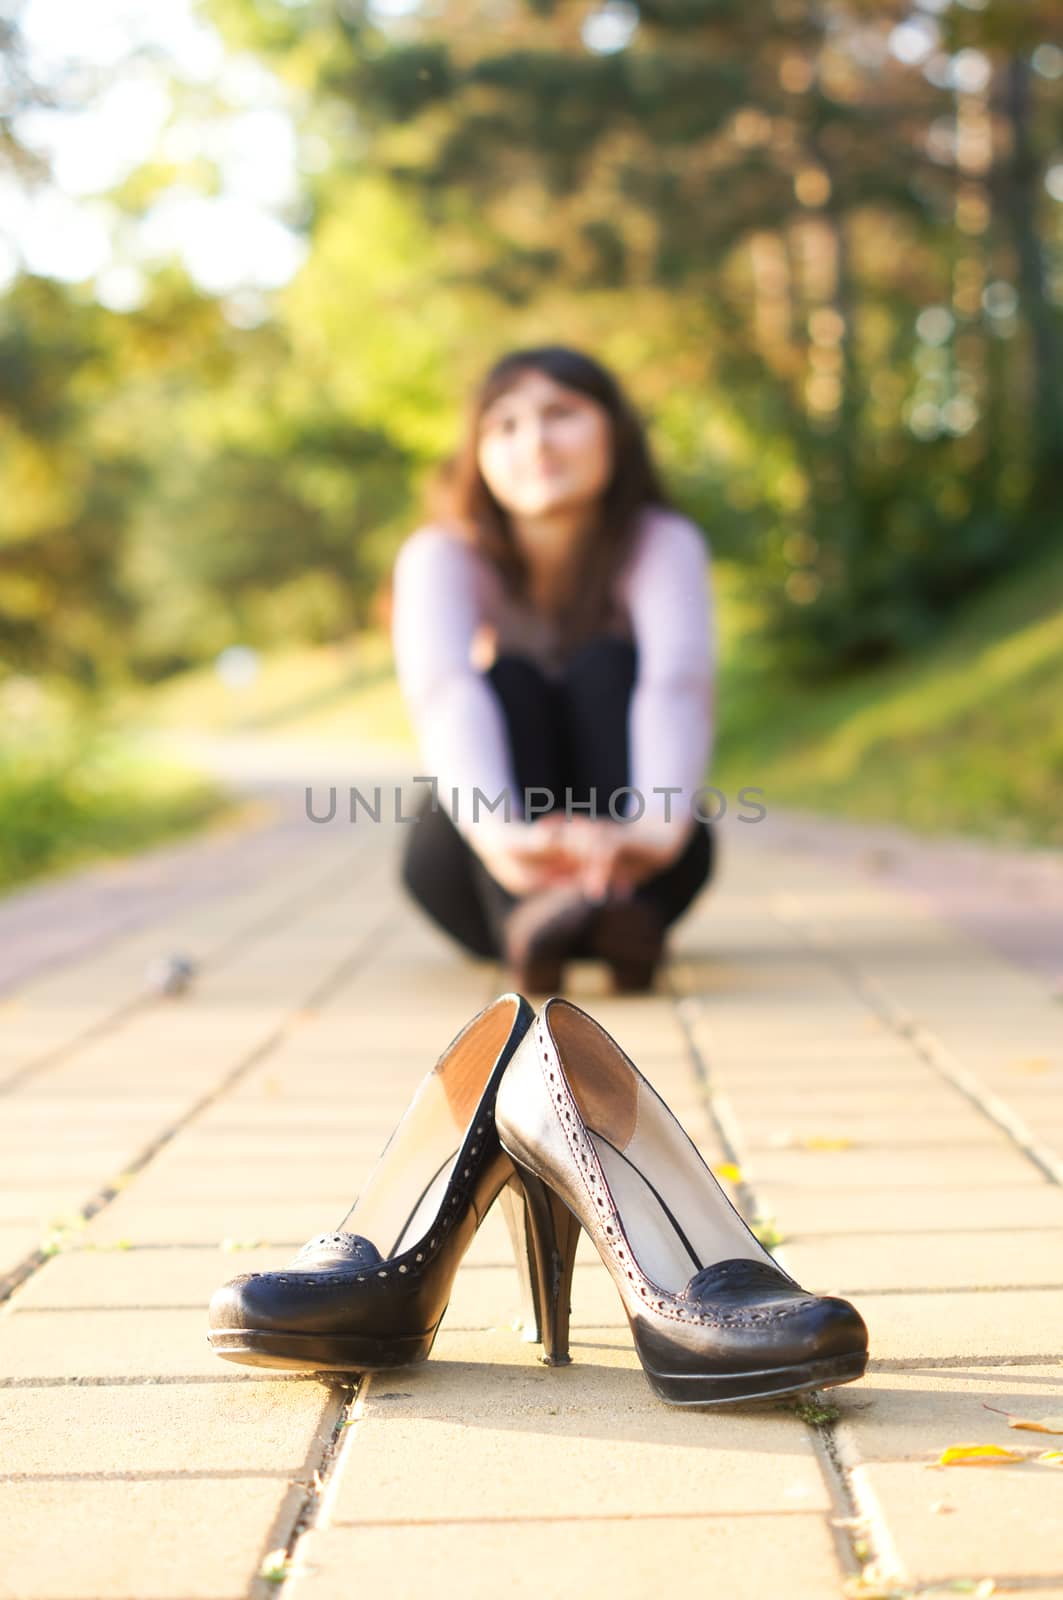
472, 816, 585, 897
564, 815, 693, 900
473, 813, 692, 900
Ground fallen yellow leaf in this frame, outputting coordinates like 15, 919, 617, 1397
1035, 1450, 1063, 1466
713, 1163, 742, 1184
935, 1443, 1024, 1466
982, 1402, 1063, 1434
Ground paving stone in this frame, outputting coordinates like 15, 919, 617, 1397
761, 1184, 1063, 1237
748, 1144, 1036, 1191
0, 1378, 336, 1476
859, 1289, 1063, 1364
0, 1101, 188, 1128
10, 1244, 293, 1310
738, 1114, 1004, 1148
326, 1367, 831, 1524
191, 1104, 403, 1132
722, 1087, 979, 1116
289, 1515, 845, 1600
0, 1188, 94, 1226
112, 1152, 384, 1204
780, 1229, 1063, 1293
85, 1195, 361, 1247
0, 1306, 228, 1380
864, 1461, 1063, 1585
0, 1478, 305, 1600
833, 1362, 1063, 1461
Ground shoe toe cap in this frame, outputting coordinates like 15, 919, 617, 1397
208, 1273, 264, 1332
802, 1293, 869, 1360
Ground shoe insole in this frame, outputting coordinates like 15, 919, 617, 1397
589, 1128, 769, 1293
389, 1150, 460, 1257
336, 999, 517, 1266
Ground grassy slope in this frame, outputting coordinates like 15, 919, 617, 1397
0, 734, 229, 891
711, 543, 1063, 848
127, 633, 405, 746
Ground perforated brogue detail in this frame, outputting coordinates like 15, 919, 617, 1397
292, 1232, 383, 1270
237, 1113, 500, 1291
533, 1019, 815, 1331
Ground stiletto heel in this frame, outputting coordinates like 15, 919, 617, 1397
496, 997, 869, 1406
509, 1163, 580, 1366
497, 1176, 542, 1343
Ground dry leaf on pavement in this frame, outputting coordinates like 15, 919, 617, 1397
982, 1402, 1063, 1433
933, 1443, 1025, 1466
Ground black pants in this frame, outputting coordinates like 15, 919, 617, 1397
399, 636, 715, 959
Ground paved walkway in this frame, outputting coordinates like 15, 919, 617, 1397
2, 759, 1061, 1600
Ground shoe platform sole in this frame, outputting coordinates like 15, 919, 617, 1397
641, 1347, 868, 1406
207, 1327, 438, 1372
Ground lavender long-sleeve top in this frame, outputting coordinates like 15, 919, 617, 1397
390, 504, 715, 844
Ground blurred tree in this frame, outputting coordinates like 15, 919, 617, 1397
208, 0, 1063, 672
2, 0, 1060, 688
0, 277, 145, 685
0, 0, 53, 181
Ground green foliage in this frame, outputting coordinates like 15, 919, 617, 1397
1, 0, 1061, 710
0, 279, 146, 686
0, 711, 227, 889
713, 540, 1063, 846
200, 0, 1059, 678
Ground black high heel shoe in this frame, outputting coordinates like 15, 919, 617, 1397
207, 992, 544, 1372
495, 996, 870, 1405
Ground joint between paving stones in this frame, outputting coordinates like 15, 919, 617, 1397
669, 980, 905, 1595
250, 1375, 365, 1597
0, 840, 381, 1098
770, 898, 1063, 1191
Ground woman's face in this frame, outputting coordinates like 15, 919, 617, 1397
476, 369, 614, 521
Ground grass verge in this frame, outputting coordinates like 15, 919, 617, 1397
712, 544, 1063, 849
0, 722, 231, 892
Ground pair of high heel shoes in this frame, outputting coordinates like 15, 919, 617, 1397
208, 994, 868, 1405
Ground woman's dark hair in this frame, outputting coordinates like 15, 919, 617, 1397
425, 344, 674, 657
